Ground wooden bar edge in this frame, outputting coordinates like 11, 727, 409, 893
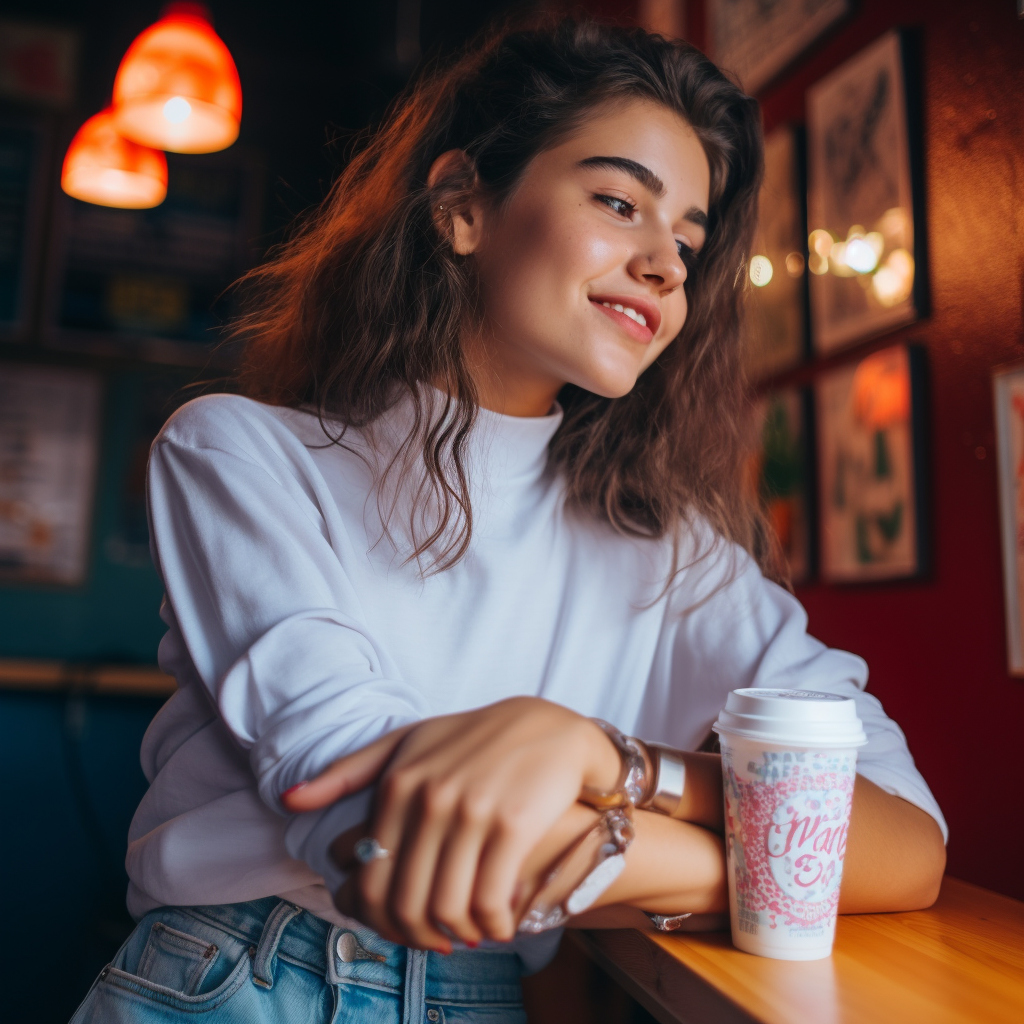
571, 928, 760, 1024
0, 658, 175, 696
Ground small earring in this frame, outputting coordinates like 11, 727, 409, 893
437, 203, 445, 212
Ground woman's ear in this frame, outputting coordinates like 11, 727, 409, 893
427, 149, 486, 256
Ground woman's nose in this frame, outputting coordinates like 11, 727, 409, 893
627, 232, 687, 293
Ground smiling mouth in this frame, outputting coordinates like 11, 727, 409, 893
589, 299, 656, 343
598, 300, 647, 327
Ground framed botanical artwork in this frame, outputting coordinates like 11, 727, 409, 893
744, 125, 808, 382
815, 344, 928, 583
993, 366, 1024, 676
752, 387, 814, 585
42, 147, 262, 365
708, 0, 850, 94
806, 30, 927, 354
0, 364, 102, 586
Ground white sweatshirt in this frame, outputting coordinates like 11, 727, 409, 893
127, 392, 946, 962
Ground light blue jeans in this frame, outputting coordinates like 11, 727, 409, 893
69, 897, 527, 1023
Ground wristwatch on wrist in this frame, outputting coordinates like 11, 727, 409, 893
518, 807, 635, 934
636, 742, 687, 818
579, 719, 649, 810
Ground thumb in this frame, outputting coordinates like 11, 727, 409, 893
281, 724, 415, 812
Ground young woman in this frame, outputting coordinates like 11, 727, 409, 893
72, 17, 946, 1024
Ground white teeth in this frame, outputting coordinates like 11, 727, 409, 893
599, 301, 647, 328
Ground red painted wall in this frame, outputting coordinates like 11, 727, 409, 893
598, 0, 1024, 899
753, 0, 1024, 903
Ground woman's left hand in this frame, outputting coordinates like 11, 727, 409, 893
281, 697, 621, 951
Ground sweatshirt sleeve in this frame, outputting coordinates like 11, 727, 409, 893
637, 533, 947, 843
146, 400, 429, 892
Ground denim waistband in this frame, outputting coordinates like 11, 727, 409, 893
174, 897, 524, 1005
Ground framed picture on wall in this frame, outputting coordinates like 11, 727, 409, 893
806, 30, 927, 354
42, 147, 262, 366
815, 344, 928, 583
0, 364, 102, 586
993, 366, 1024, 676
752, 387, 814, 585
708, 0, 850, 94
744, 125, 808, 382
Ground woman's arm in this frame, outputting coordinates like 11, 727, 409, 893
287, 727, 947, 950
514, 759, 945, 928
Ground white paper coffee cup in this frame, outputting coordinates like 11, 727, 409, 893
713, 688, 867, 961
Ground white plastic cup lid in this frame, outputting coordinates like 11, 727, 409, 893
712, 688, 867, 749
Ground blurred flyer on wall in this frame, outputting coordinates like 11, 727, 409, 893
993, 366, 1024, 676
0, 364, 101, 585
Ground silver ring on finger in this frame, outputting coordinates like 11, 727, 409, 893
354, 837, 392, 865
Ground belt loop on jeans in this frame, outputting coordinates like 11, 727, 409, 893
251, 900, 303, 989
402, 948, 428, 1024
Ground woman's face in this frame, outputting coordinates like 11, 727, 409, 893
457, 97, 710, 417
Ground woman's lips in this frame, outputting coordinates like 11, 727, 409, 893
590, 299, 655, 343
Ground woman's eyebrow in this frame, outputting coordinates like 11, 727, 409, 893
577, 155, 708, 230
578, 155, 665, 197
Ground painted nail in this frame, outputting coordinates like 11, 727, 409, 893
282, 781, 308, 798
464, 939, 479, 949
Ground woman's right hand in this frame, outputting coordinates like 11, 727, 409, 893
282, 697, 622, 952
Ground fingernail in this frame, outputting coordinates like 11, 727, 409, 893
282, 782, 308, 798
464, 939, 479, 949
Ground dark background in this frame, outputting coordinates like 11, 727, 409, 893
1, 1, 1022, 1021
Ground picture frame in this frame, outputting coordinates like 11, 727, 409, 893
0, 364, 103, 587
708, 0, 851, 94
806, 30, 927, 354
752, 387, 815, 585
815, 344, 928, 583
993, 366, 1024, 676
744, 125, 809, 382
41, 146, 263, 366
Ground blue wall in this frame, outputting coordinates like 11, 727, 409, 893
1, 690, 165, 1022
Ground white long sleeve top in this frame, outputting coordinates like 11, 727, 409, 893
127, 392, 946, 965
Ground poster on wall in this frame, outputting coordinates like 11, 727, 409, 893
806, 30, 926, 354
752, 387, 814, 585
815, 344, 927, 583
744, 126, 808, 382
0, 113, 51, 343
43, 149, 262, 365
993, 366, 1024, 676
708, 0, 850, 94
0, 364, 102, 585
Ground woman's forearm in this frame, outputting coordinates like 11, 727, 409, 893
838, 775, 946, 912
517, 803, 727, 920
519, 768, 946, 930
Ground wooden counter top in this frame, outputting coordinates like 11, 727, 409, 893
575, 877, 1024, 1024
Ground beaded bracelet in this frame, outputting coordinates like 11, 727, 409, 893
579, 719, 649, 810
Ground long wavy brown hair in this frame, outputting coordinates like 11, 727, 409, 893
234, 16, 783, 582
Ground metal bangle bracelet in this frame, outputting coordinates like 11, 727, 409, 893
638, 743, 687, 818
580, 719, 648, 810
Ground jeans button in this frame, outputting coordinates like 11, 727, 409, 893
336, 932, 358, 962
427, 1010, 440, 1022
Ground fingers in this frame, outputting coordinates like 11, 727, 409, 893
282, 725, 415, 812
426, 795, 492, 946
471, 815, 536, 941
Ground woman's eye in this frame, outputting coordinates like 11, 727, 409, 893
595, 194, 635, 218
677, 240, 699, 271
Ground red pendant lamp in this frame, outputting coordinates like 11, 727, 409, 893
112, 3, 242, 154
61, 108, 168, 209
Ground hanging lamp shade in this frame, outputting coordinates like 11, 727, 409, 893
62, 108, 168, 209
112, 3, 241, 154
